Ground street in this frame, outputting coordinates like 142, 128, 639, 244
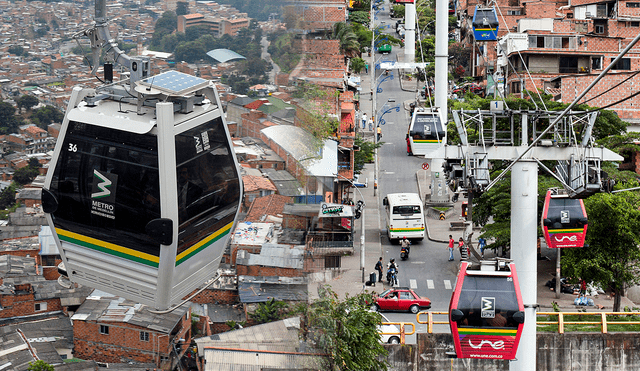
371, 0, 455, 343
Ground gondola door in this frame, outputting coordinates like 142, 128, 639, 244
449, 261, 525, 360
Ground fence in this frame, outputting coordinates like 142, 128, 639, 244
415, 311, 640, 334
380, 322, 415, 344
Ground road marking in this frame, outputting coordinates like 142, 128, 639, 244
384, 171, 395, 175
410, 261, 424, 264
444, 280, 452, 290
427, 280, 434, 289
410, 279, 417, 289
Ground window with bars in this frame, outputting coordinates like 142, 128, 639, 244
100, 325, 109, 335
140, 331, 150, 341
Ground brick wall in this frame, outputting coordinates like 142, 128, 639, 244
0, 293, 62, 320
236, 264, 303, 277
187, 287, 238, 305
283, 214, 309, 229
74, 313, 190, 368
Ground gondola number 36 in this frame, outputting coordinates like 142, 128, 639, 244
68, 143, 78, 152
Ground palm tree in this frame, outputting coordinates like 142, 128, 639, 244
332, 22, 361, 58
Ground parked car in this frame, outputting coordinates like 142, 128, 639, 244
353, 173, 368, 188
371, 287, 431, 313
378, 312, 401, 344
377, 44, 392, 54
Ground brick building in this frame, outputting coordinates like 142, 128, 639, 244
242, 174, 278, 209
459, 0, 640, 122
72, 293, 192, 369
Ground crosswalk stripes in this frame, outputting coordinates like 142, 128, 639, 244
427, 279, 434, 289
400, 279, 455, 290
410, 279, 417, 289
444, 280, 452, 290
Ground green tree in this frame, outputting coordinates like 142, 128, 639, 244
249, 298, 289, 324
0, 102, 19, 134
332, 22, 361, 58
296, 286, 388, 371
354, 137, 382, 174
348, 11, 370, 25
176, 1, 189, 16
17, 95, 39, 112
151, 11, 177, 49
350, 57, 366, 73
13, 166, 40, 185
7, 45, 25, 56
31, 105, 64, 129
28, 360, 54, 371
562, 191, 640, 312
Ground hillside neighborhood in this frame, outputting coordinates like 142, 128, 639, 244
1, 0, 640, 370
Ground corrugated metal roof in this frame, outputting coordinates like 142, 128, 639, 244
236, 244, 304, 269
237, 276, 307, 303
261, 169, 304, 197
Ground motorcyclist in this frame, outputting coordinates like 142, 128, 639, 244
387, 258, 398, 285
400, 236, 410, 255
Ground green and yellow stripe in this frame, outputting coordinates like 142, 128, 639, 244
458, 328, 517, 337
413, 139, 442, 143
549, 228, 583, 234
57, 228, 160, 268
390, 227, 425, 232
175, 222, 233, 266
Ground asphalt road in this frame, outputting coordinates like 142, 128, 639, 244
372, 1, 454, 343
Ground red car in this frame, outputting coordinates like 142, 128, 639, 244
371, 287, 431, 314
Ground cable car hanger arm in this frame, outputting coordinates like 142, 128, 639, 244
484, 29, 640, 193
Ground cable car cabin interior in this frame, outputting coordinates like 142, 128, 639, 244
42, 71, 242, 310
472, 7, 499, 41
408, 108, 445, 156
449, 261, 525, 360
541, 189, 588, 248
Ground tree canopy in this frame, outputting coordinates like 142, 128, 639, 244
562, 190, 640, 312
17, 95, 39, 112
296, 286, 388, 371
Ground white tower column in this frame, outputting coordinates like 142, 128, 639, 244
404, 3, 416, 63
510, 160, 538, 371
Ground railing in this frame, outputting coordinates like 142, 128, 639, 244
416, 311, 640, 334
380, 322, 416, 344
537, 312, 640, 334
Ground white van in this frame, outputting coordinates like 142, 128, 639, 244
383, 193, 425, 243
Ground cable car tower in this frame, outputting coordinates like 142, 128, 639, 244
41, 0, 242, 310
426, 28, 640, 368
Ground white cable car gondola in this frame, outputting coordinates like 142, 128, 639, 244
41, 0, 242, 310
407, 107, 445, 156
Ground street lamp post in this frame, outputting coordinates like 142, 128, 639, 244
335, 173, 366, 282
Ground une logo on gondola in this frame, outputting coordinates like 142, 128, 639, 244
91, 170, 118, 220
469, 339, 505, 350
481, 297, 495, 318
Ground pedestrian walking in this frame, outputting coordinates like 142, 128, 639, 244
459, 237, 468, 260
375, 257, 384, 282
377, 125, 382, 141
362, 112, 367, 129
368, 118, 373, 131
448, 235, 454, 261
478, 237, 486, 258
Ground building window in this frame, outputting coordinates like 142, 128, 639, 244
632, 21, 640, 27
611, 58, 631, 70
627, 2, 640, 7
507, 10, 521, 15
592, 57, 602, 70
100, 325, 109, 335
595, 25, 604, 34
140, 331, 150, 341
512, 81, 521, 94
567, 13, 574, 18
35, 303, 47, 311
325, 255, 341, 269
41, 255, 59, 267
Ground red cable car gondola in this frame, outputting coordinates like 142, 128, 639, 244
541, 189, 588, 248
449, 260, 525, 360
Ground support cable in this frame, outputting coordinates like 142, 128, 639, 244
484, 29, 640, 191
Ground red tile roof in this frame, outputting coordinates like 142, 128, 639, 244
242, 175, 277, 192
244, 194, 292, 223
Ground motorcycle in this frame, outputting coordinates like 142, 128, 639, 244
400, 246, 409, 260
386, 266, 398, 286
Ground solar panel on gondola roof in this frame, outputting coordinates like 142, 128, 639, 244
138, 70, 209, 96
